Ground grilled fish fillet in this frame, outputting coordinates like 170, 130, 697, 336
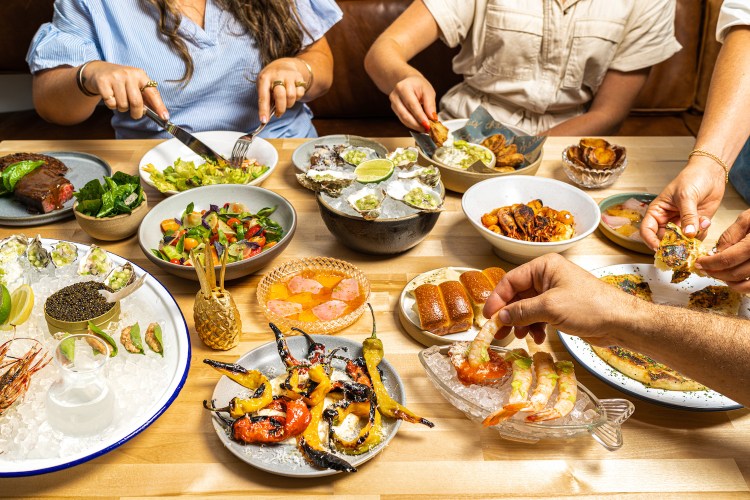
591, 345, 705, 391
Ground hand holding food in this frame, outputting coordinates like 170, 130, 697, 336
79, 61, 169, 120
640, 159, 725, 250
654, 222, 707, 283
483, 253, 629, 346
389, 75, 437, 132
693, 209, 750, 291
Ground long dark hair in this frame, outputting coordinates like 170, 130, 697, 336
141, 0, 309, 84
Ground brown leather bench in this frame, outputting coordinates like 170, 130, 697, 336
0, 0, 722, 140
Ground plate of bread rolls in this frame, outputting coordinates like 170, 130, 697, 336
398, 266, 514, 347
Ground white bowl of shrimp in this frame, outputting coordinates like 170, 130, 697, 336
461, 176, 600, 264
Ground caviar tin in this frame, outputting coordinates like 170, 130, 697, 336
44, 300, 121, 335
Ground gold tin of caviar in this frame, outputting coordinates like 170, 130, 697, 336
44, 300, 121, 335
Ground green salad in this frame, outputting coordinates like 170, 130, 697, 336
143, 157, 269, 193
74, 172, 145, 218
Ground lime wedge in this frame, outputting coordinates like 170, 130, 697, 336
0, 285, 10, 326
354, 159, 394, 183
1, 284, 34, 330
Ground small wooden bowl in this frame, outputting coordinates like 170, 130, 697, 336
74, 193, 148, 241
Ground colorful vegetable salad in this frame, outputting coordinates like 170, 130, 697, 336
152, 202, 283, 266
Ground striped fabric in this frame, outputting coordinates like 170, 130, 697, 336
27, 0, 342, 139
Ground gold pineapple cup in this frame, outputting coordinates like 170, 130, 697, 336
192, 246, 242, 350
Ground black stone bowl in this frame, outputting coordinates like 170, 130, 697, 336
316, 191, 442, 255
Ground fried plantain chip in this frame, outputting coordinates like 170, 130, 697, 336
428, 119, 449, 147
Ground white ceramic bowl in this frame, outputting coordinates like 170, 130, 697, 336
461, 176, 600, 263
138, 184, 296, 281
139, 131, 279, 195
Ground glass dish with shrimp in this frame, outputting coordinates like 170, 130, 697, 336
418, 342, 635, 450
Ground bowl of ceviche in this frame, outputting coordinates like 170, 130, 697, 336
138, 184, 296, 281
139, 131, 278, 194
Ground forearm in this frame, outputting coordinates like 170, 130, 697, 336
32, 67, 100, 125
544, 109, 622, 136
695, 26, 750, 165
297, 38, 334, 102
365, 38, 424, 95
612, 301, 750, 406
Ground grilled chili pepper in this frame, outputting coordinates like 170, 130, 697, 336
291, 326, 326, 365
271, 323, 309, 369
323, 383, 382, 455
203, 382, 272, 418
281, 363, 332, 406
297, 400, 357, 472
203, 359, 270, 392
362, 304, 435, 428
345, 357, 372, 387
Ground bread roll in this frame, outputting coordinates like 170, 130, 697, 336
482, 267, 506, 287
438, 281, 473, 334
413, 283, 450, 336
459, 270, 493, 328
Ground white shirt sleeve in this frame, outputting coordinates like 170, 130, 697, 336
422, 0, 478, 48
608, 0, 682, 73
717, 0, 750, 43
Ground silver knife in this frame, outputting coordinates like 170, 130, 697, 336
143, 106, 228, 166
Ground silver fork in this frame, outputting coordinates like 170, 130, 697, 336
230, 105, 275, 167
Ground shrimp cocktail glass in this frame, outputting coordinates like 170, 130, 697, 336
45, 333, 115, 436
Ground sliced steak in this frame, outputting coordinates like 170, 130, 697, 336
0, 152, 73, 213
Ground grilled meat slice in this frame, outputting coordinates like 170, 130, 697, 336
0, 152, 73, 213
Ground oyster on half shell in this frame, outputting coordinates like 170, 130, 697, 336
26, 235, 51, 269
386, 179, 443, 212
341, 146, 380, 166
0, 235, 28, 263
347, 186, 385, 220
397, 165, 441, 187
78, 244, 113, 276
296, 169, 357, 197
50, 241, 78, 268
103, 263, 135, 291
387, 147, 419, 168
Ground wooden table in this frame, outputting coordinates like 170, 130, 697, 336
1, 137, 749, 498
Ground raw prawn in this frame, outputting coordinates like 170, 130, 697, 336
526, 361, 577, 422
482, 349, 533, 426
0, 338, 51, 415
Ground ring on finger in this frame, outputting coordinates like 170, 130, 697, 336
140, 80, 158, 92
294, 81, 307, 89
272, 80, 285, 90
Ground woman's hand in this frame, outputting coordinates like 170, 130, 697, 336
483, 254, 636, 346
388, 75, 436, 132
696, 209, 750, 292
640, 157, 726, 250
81, 61, 169, 120
256, 57, 309, 123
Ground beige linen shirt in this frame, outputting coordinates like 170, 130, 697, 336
423, 0, 681, 134
717, 0, 750, 42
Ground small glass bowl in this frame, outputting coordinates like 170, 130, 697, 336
257, 256, 371, 335
561, 145, 628, 189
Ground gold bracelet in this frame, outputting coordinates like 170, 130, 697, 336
297, 58, 313, 90
76, 61, 98, 97
689, 148, 729, 184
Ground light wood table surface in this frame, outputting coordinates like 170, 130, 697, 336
1, 136, 749, 498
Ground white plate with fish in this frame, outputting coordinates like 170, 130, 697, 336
139, 131, 278, 195
398, 266, 514, 348
0, 237, 190, 477
207, 335, 404, 477
559, 263, 745, 411
0, 152, 111, 226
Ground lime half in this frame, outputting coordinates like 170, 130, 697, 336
0, 284, 10, 326
354, 159, 395, 183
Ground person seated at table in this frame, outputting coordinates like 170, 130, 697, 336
482, 253, 750, 407
26, 0, 341, 139
641, 1, 750, 292
364, 0, 680, 135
